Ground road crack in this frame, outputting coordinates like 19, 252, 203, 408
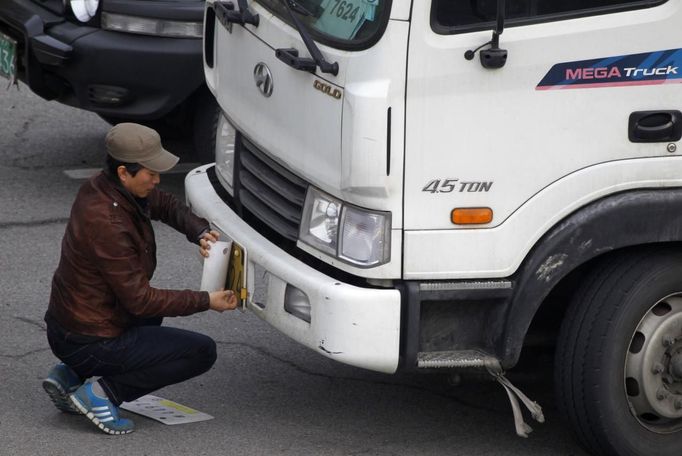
0, 318, 49, 360
347, 448, 402, 456
0, 347, 51, 360
14, 316, 46, 332
0, 218, 69, 230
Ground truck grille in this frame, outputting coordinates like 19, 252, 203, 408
206, 136, 366, 286
235, 135, 308, 241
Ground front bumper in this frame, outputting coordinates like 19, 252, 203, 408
185, 165, 402, 374
0, 0, 204, 119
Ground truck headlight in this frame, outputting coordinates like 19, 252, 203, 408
299, 187, 391, 267
101, 12, 203, 38
300, 187, 341, 257
68, 0, 99, 22
339, 205, 391, 266
215, 113, 236, 196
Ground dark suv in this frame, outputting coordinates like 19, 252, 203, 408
0, 0, 218, 162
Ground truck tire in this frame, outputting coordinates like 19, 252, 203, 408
555, 248, 682, 456
98, 89, 220, 164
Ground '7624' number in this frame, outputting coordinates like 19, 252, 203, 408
328, 0, 361, 22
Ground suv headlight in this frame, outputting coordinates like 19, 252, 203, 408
299, 187, 391, 267
68, 0, 100, 22
215, 113, 236, 196
101, 13, 203, 38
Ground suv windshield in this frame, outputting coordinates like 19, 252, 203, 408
254, 0, 391, 49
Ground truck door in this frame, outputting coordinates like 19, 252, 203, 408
403, 0, 681, 279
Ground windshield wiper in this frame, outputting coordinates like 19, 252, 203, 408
215, 0, 259, 28
275, 0, 338, 76
288, 0, 323, 18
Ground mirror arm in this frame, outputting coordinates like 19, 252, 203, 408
464, 0, 508, 69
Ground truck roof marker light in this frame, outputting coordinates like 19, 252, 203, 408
451, 208, 493, 225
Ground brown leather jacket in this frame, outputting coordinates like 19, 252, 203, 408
47, 172, 210, 338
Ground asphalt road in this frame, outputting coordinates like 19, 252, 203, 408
0, 84, 589, 456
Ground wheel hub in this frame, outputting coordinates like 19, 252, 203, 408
671, 353, 682, 381
625, 295, 682, 432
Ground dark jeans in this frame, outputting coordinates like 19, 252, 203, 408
45, 314, 217, 406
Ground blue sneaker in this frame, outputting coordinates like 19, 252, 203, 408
42, 363, 82, 414
69, 382, 134, 435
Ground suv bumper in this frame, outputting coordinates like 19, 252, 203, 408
0, 0, 203, 119
185, 165, 402, 374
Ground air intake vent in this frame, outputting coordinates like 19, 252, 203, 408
236, 136, 307, 241
87, 85, 130, 106
204, 5, 215, 68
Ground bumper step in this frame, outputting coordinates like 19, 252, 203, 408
417, 350, 501, 369
417, 350, 545, 438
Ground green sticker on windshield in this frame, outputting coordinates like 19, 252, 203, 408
316, 0, 379, 40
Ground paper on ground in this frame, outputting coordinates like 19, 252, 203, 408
120, 395, 213, 425
200, 240, 231, 292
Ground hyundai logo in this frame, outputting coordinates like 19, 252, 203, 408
253, 62, 273, 97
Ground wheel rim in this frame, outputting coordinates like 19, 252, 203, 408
625, 294, 682, 433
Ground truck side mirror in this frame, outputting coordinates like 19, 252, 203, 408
464, 0, 508, 69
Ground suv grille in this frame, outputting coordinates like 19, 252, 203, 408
235, 135, 307, 241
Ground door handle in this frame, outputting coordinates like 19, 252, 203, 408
629, 110, 682, 143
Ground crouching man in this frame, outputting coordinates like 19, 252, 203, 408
42, 123, 236, 435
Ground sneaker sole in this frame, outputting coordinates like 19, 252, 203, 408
69, 394, 134, 436
42, 378, 81, 415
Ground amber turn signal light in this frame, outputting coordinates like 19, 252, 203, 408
451, 207, 493, 225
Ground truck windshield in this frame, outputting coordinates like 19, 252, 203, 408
254, 0, 392, 49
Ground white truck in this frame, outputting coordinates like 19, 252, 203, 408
185, 1, 682, 454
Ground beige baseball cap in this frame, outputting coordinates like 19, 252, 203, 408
105, 123, 179, 173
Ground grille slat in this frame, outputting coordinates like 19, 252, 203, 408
240, 191, 299, 240
236, 136, 307, 241
240, 171, 301, 223
240, 151, 306, 206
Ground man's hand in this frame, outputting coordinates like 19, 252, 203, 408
199, 230, 221, 258
209, 290, 238, 312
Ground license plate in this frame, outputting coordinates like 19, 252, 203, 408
226, 242, 247, 308
0, 31, 17, 82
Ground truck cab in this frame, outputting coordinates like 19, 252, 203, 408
185, 1, 682, 454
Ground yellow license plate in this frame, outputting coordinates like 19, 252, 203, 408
226, 242, 247, 306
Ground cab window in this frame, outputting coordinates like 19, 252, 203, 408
432, 0, 667, 34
